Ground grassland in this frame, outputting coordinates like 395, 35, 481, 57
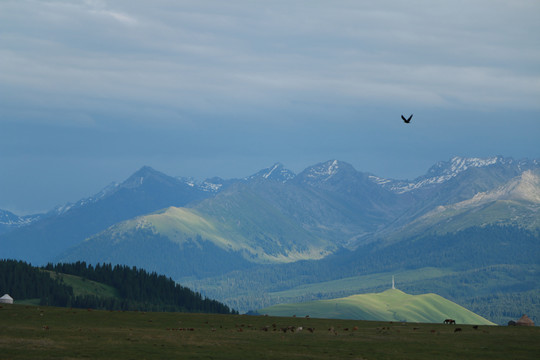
1, 304, 538, 360
46, 271, 120, 299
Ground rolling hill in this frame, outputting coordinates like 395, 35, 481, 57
259, 288, 496, 325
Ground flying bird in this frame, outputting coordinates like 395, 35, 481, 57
401, 114, 413, 123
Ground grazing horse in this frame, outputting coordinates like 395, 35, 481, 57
444, 319, 456, 324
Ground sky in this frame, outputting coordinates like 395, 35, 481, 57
1, 0, 539, 215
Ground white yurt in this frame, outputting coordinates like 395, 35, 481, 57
0, 294, 14, 304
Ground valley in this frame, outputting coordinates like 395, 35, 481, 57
1, 156, 539, 325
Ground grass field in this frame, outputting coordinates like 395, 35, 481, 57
1, 304, 538, 360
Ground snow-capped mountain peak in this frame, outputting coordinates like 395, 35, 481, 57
371, 156, 532, 194
263, 163, 282, 179
0, 209, 42, 231
428, 156, 502, 177
246, 163, 296, 183
305, 160, 340, 181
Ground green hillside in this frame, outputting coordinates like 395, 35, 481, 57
73, 196, 334, 266
260, 289, 495, 325
47, 271, 120, 299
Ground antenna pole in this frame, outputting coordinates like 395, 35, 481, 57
392, 275, 395, 289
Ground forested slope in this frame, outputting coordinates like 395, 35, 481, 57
0, 260, 235, 314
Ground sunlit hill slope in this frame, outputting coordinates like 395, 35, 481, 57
259, 289, 496, 325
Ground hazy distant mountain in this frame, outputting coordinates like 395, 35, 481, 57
371, 156, 539, 194
245, 163, 296, 183
58, 157, 540, 280
0, 209, 41, 235
0, 166, 212, 264
58, 160, 408, 275
369, 156, 540, 228
374, 169, 540, 242
401, 169, 540, 235
291, 160, 413, 242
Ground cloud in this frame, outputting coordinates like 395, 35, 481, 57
2, 0, 539, 129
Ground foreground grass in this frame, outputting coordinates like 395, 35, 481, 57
1, 304, 538, 360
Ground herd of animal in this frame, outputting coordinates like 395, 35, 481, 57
163, 318, 481, 336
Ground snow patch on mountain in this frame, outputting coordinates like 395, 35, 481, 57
368, 175, 392, 186
306, 160, 340, 182
177, 176, 227, 193
263, 163, 280, 179
0, 209, 41, 227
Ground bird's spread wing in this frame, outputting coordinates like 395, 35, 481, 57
401, 115, 407, 122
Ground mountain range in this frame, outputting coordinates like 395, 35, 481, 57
1, 155, 539, 324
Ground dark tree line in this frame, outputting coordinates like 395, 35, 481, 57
0, 260, 74, 306
0, 259, 236, 314
43, 261, 236, 314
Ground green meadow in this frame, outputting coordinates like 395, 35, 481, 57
1, 304, 538, 360
260, 289, 495, 325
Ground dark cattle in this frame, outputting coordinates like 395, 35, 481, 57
454, 328, 462, 333
444, 319, 456, 324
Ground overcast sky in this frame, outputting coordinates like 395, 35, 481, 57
1, 0, 539, 214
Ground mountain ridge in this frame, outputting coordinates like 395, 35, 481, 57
3, 155, 539, 266
0, 166, 213, 264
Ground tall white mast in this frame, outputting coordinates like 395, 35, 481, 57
392, 275, 395, 289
